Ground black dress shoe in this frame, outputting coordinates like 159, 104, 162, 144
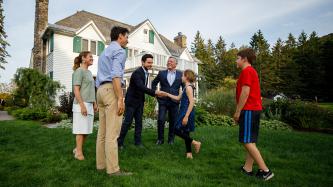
168, 139, 174, 145
156, 140, 164, 145
135, 143, 144, 148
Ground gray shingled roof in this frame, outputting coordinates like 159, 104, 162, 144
52, 10, 184, 56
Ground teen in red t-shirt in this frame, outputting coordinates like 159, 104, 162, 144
234, 48, 274, 181
236, 66, 262, 111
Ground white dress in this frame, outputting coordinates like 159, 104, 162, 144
72, 102, 94, 134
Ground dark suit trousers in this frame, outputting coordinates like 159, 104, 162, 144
157, 103, 179, 142
118, 102, 144, 146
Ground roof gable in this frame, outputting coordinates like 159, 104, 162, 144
56, 10, 134, 43
76, 21, 106, 42
53, 10, 189, 57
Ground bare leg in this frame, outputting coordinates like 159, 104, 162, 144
75, 134, 85, 160
243, 152, 254, 172
244, 143, 268, 171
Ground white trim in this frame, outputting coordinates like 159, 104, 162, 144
75, 20, 106, 42
129, 20, 171, 56
181, 48, 194, 62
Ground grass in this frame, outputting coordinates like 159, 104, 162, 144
319, 103, 333, 112
0, 120, 332, 187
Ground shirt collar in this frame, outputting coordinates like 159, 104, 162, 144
168, 69, 176, 74
142, 66, 148, 74
111, 41, 122, 49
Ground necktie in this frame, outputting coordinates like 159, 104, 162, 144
145, 72, 149, 86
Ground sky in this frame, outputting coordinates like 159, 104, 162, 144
1, 0, 333, 83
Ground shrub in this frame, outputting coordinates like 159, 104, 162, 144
260, 120, 292, 131
11, 107, 67, 123
195, 106, 235, 127
143, 95, 157, 119
199, 87, 236, 116
13, 68, 62, 110
266, 99, 333, 129
58, 92, 74, 118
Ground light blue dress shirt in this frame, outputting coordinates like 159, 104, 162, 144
96, 41, 126, 88
167, 70, 176, 86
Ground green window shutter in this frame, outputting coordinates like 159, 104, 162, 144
97, 41, 105, 56
149, 30, 154, 44
73, 36, 82, 53
50, 32, 54, 52
125, 47, 128, 56
49, 71, 53, 80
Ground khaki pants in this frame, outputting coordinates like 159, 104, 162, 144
96, 83, 123, 174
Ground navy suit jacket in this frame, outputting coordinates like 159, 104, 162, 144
152, 69, 183, 105
125, 67, 156, 107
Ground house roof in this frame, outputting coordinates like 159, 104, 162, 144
52, 10, 185, 56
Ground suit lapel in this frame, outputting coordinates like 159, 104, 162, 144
164, 70, 171, 87
138, 67, 146, 86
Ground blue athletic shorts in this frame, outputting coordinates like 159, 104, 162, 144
238, 110, 261, 143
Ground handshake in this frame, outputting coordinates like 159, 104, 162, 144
155, 90, 168, 98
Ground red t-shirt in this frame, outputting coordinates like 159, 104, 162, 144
236, 66, 262, 111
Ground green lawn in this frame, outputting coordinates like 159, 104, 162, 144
0, 120, 332, 187
319, 103, 333, 112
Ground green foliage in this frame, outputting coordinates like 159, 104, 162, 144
199, 87, 236, 116
13, 68, 62, 109
192, 29, 333, 101
0, 0, 10, 70
11, 107, 67, 123
143, 95, 157, 119
195, 106, 235, 126
266, 99, 333, 129
260, 119, 292, 131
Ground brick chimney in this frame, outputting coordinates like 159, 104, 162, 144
174, 32, 187, 48
32, 0, 48, 72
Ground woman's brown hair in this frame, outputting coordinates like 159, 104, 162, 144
73, 51, 91, 71
184, 69, 196, 83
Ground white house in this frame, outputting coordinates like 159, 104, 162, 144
30, 10, 200, 95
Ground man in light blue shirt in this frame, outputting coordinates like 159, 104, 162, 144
95, 26, 132, 176
95, 42, 126, 87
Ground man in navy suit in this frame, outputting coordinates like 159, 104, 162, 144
152, 57, 183, 145
118, 54, 166, 148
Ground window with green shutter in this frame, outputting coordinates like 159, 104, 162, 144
97, 41, 105, 56
73, 36, 82, 53
149, 30, 154, 44
50, 32, 54, 52
49, 71, 53, 80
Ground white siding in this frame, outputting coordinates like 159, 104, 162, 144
53, 33, 77, 92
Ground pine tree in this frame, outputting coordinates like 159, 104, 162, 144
191, 31, 209, 92
0, 0, 10, 70
271, 38, 284, 92
249, 30, 271, 95
214, 36, 227, 64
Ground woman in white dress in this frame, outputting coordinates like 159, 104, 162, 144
72, 51, 98, 160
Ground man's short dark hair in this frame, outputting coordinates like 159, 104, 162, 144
168, 56, 178, 63
141, 54, 153, 62
237, 48, 256, 64
110, 26, 129, 41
